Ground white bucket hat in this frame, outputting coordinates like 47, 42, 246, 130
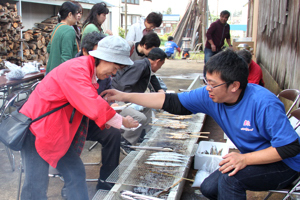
89, 36, 134, 66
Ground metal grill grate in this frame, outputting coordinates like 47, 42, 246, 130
101, 113, 205, 200
92, 190, 111, 200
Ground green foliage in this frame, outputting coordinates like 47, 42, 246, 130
159, 32, 173, 46
166, 7, 172, 14
118, 27, 125, 39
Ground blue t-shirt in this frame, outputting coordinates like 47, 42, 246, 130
178, 83, 300, 172
165, 41, 178, 54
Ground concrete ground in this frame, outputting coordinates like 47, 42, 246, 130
0, 59, 286, 200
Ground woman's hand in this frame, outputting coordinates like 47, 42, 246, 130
122, 116, 139, 128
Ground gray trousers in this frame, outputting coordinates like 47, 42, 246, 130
120, 107, 151, 145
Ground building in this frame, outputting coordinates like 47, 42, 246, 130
155, 14, 180, 35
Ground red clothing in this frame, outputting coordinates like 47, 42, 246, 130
20, 55, 116, 168
248, 60, 264, 86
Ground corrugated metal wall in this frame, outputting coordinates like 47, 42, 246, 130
256, 0, 300, 90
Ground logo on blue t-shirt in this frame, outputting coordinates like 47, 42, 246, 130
241, 120, 253, 131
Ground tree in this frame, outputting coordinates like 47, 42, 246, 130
166, 7, 172, 14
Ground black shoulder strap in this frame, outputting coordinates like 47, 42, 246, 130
31, 102, 70, 123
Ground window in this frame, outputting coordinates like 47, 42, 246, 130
121, 14, 141, 28
121, 0, 139, 4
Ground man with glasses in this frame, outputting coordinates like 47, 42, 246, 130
101, 49, 300, 200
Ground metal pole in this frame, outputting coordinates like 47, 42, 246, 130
125, 0, 127, 37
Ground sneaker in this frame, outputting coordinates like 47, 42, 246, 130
120, 137, 133, 155
120, 143, 132, 156
96, 180, 114, 190
137, 129, 146, 143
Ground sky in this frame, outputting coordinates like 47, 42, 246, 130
151, 0, 248, 16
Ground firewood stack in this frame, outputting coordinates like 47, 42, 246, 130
0, 3, 23, 67
22, 16, 59, 65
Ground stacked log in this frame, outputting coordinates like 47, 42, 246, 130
23, 16, 82, 65
22, 16, 58, 65
0, 3, 23, 66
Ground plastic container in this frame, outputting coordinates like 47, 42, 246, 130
194, 141, 229, 170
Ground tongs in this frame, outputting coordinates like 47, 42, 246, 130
127, 145, 174, 152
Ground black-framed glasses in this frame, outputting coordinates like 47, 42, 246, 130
203, 78, 230, 89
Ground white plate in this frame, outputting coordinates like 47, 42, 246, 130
120, 124, 142, 131
111, 103, 132, 111
112, 106, 126, 111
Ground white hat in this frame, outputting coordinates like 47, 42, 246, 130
89, 36, 134, 66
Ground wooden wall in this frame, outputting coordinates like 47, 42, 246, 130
255, 0, 300, 90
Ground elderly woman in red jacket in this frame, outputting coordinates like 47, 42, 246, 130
19, 36, 138, 200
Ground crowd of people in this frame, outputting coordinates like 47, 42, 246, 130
18, 2, 300, 200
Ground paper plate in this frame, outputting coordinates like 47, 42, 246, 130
120, 124, 142, 131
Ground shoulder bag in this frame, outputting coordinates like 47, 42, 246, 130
0, 102, 70, 151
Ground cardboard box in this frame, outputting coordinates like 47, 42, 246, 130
194, 141, 229, 170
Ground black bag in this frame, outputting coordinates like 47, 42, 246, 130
0, 102, 70, 151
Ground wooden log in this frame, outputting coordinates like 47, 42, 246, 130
7, 52, 13, 58
41, 36, 46, 45
31, 54, 38, 60
1, 23, 11, 31
28, 43, 37, 50
41, 16, 58, 24
8, 42, 14, 50
33, 32, 42, 39
13, 43, 20, 50
38, 55, 45, 62
36, 40, 43, 49
23, 42, 29, 50
13, 33, 20, 41
41, 46, 47, 53
35, 49, 41, 55
23, 49, 30, 57
12, 22, 18, 28
23, 32, 31, 41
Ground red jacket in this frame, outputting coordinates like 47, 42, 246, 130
20, 55, 116, 168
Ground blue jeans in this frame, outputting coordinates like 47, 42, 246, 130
200, 161, 299, 200
204, 48, 220, 78
21, 131, 89, 200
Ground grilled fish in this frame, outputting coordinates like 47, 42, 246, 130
145, 161, 186, 167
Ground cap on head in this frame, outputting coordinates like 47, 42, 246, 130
89, 36, 134, 66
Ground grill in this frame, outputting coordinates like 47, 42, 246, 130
95, 113, 205, 200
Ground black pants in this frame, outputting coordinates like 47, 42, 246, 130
86, 120, 121, 180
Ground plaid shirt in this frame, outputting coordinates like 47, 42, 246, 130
72, 115, 89, 156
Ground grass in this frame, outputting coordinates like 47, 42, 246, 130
174, 51, 204, 60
